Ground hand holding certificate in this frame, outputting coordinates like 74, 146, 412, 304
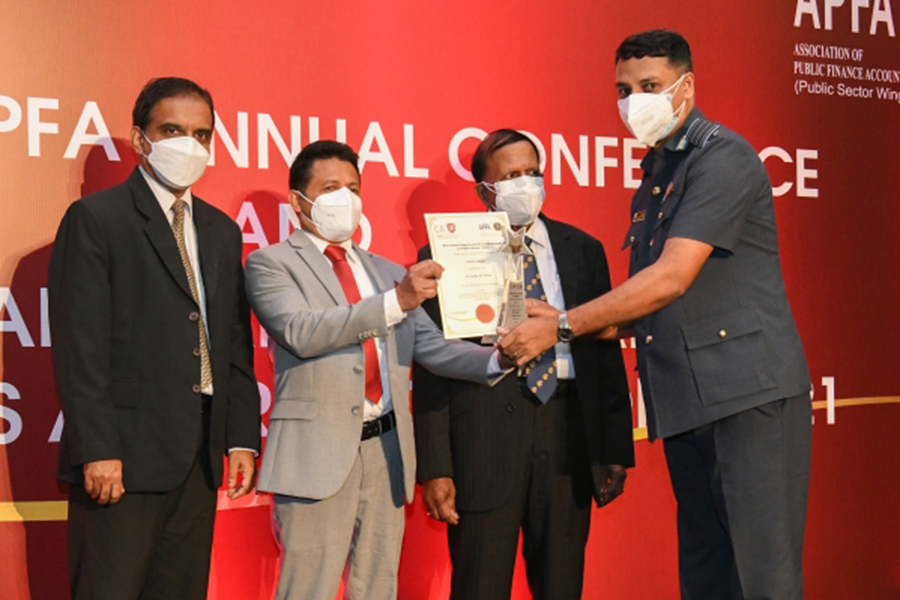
425, 212, 526, 340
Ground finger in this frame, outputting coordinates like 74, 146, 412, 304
84, 475, 95, 497
97, 481, 112, 505
414, 261, 444, 279
109, 483, 125, 505
607, 474, 626, 503
228, 461, 238, 490
437, 501, 456, 523
237, 467, 254, 497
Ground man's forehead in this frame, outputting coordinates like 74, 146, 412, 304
311, 157, 360, 181
616, 56, 680, 82
489, 141, 539, 167
148, 95, 212, 125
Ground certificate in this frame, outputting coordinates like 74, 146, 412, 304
425, 212, 510, 339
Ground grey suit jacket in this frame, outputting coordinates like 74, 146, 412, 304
246, 229, 495, 502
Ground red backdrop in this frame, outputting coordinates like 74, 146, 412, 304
1, 1, 899, 598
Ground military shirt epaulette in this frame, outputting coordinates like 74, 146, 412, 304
686, 118, 721, 148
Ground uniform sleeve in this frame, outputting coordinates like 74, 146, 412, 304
667, 135, 768, 253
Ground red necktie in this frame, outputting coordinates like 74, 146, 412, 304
323, 245, 383, 404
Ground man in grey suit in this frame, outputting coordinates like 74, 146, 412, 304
245, 140, 506, 600
501, 30, 812, 599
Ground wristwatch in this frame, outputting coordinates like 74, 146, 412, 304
557, 312, 574, 343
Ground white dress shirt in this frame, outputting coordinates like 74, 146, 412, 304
139, 167, 214, 395
306, 234, 407, 422
523, 218, 575, 379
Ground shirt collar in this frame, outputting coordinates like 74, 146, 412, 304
306, 230, 357, 262
139, 165, 193, 217
524, 216, 550, 249
663, 106, 705, 152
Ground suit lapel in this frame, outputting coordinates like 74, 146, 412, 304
287, 230, 347, 305
354, 244, 393, 294
193, 198, 220, 304
542, 215, 578, 308
129, 169, 194, 301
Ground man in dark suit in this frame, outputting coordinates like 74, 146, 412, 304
413, 129, 634, 599
49, 77, 260, 600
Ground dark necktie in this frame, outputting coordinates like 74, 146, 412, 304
171, 199, 212, 391
522, 239, 557, 403
323, 245, 383, 404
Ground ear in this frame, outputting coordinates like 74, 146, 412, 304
130, 126, 146, 157
288, 189, 304, 215
475, 183, 493, 210
682, 72, 696, 101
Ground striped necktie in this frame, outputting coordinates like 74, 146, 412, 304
522, 239, 557, 403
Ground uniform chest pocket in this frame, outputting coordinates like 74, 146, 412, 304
681, 307, 777, 406
653, 186, 683, 233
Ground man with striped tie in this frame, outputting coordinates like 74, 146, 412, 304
413, 129, 634, 599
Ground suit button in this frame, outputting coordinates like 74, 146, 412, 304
351, 406, 361, 416
652, 186, 661, 195
718, 329, 727, 339
648, 239, 654, 247
645, 335, 653, 345
353, 365, 363, 374
192, 384, 201, 394
189, 311, 200, 322
506, 403, 516, 412
658, 211, 664, 219
192, 347, 201, 357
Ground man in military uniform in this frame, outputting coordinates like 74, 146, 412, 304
499, 30, 812, 600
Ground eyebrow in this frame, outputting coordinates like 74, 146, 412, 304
159, 122, 185, 131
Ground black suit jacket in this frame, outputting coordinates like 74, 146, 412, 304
413, 215, 634, 512
49, 168, 260, 492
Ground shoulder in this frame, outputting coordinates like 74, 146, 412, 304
246, 239, 294, 268
71, 179, 133, 216
542, 216, 604, 251
689, 119, 760, 168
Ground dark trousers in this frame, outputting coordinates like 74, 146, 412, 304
68, 402, 217, 600
664, 394, 812, 600
448, 381, 594, 600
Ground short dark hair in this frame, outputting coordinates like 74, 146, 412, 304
470, 129, 541, 184
132, 77, 215, 130
615, 29, 693, 73
289, 140, 360, 193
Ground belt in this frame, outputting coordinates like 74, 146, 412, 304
361, 411, 396, 441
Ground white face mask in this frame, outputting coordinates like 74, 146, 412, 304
296, 186, 362, 243
142, 132, 210, 190
617, 74, 687, 146
483, 175, 545, 227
